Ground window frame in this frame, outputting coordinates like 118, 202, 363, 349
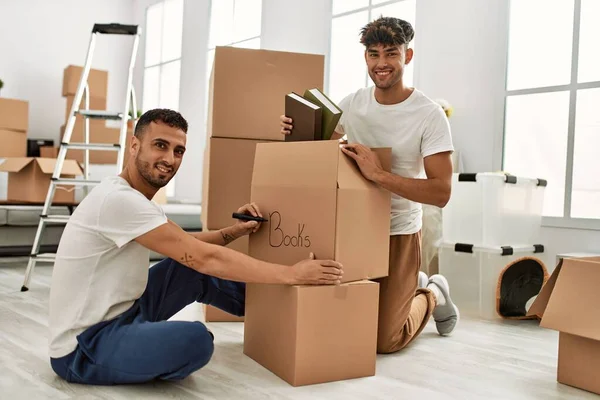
502, 0, 600, 231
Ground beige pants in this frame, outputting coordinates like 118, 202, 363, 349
373, 232, 436, 354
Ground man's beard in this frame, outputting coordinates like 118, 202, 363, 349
135, 156, 172, 189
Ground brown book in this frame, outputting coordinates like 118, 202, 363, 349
284, 93, 322, 142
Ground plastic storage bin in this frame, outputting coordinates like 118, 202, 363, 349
439, 242, 549, 320
442, 173, 546, 247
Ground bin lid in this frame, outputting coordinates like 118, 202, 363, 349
440, 242, 544, 255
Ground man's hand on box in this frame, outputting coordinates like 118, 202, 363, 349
230, 202, 264, 238
340, 143, 384, 182
291, 252, 343, 285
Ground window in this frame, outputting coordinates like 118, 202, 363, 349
503, 0, 600, 227
328, 0, 417, 104
143, 0, 184, 198
143, 0, 184, 111
205, 0, 262, 117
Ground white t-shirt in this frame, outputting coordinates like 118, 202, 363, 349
48, 176, 168, 358
336, 86, 454, 235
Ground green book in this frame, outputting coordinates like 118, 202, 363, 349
303, 88, 343, 140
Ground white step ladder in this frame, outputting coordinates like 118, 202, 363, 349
21, 23, 141, 291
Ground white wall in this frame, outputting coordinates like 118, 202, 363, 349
0, 0, 135, 142
261, 0, 332, 56
416, 0, 508, 174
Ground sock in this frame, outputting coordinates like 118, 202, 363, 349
427, 283, 446, 306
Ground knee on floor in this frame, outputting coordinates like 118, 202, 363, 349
188, 323, 215, 367
163, 322, 215, 381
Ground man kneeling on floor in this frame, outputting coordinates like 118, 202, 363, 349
48, 109, 343, 385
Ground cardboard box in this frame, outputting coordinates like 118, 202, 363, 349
62, 65, 108, 99
202, 137, 271, 230
203, 232, 248, 322
0, 157, 82, 203
529, 256, 600, 395
204, 305, 244, 322
60, 124, 132, 164
208, 47, 325, 141
0, 98, 28, 132
249, 141, 391, 283
65, 94, 107, 123
0, 129, 27, 157
39, 146, 59, 158
244, 280, 379, 386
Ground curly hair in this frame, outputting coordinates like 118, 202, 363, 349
134, 108, 188, 138
359, 16, 414, 48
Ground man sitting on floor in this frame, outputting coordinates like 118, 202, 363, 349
48, 109, 343, 385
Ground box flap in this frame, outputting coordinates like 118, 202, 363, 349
539, 258, 600, 341
35, 158, 83, 176
527, 259, 562, 318
338, 147, 391, 189
252, 141, 339, 189
0, 157, 34, 173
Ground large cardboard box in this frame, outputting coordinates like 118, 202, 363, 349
0, 129, 27, 157
529, 256, 600, 395
0, 157, 82, 203
208, 47, 325, 141
60, 124, 132, 164
202, 137, 271, 230
244, 280, 379, 386
62, 65, 108, 99
0, 98, 28, 132
203, 232, 248, 322
249, 141, 391, 283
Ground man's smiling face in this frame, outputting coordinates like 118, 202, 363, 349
133, 121, 187, 189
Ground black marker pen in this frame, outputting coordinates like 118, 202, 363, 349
232, 213, 268, 223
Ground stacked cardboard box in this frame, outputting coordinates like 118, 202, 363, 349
200, 46, 326, 322
244, 140, 391, 386
0, 97, 29, 158
61, 65, 131, 164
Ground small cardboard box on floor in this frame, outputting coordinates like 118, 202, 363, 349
529, 256, 600, 395
0, 158, 82, 203
243, 140, 391, 386
0, 97, 29, 158
244, 280, 379, 386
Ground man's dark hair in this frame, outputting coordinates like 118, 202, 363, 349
360, 16, 414, 49
134, 108, 188, 138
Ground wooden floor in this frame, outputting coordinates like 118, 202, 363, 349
0, 258, 594, 400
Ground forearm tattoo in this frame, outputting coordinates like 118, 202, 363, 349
221, 231, 235, 245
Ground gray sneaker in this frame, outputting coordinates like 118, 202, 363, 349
418, 271, 428, 289
428, 274, 460, 336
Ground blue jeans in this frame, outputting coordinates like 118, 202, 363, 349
50, 258, 245, 385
